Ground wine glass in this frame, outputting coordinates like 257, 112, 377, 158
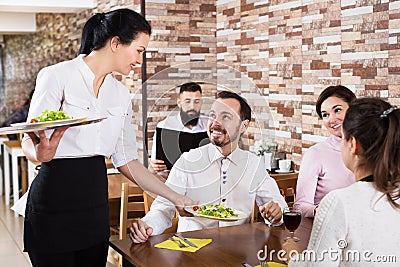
283, 206, 301, 241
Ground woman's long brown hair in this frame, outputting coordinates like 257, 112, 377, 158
343, 97, 400, 209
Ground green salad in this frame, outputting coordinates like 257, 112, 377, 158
32, 110, 70, 122
196, 204, 238, 218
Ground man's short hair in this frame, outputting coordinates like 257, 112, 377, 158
216, 91, 251, 121
179, 82, 202, 94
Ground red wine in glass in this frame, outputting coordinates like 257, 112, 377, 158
283, 207, 301, 241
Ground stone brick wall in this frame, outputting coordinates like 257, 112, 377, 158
140, 0, 217, 160
215, 0, 400, 168
1, 0, 399, 168
0, 13, 84, 123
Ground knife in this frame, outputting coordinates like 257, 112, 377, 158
174, 233, 198, 248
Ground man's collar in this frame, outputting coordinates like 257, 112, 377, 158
206, 144, 245, 165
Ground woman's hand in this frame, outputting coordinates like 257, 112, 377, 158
26, 127, 68, 162
173, 194, 198, 217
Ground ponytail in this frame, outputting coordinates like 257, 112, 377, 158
78, 9, 151, 55
343, 98, 400, 208
78, 13, 103, 54
375, 106, 400, 208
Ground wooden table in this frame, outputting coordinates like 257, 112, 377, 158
110, 218, 313, 267
270, 171, 298, 180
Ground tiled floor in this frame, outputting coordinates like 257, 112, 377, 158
0, 197, 117, 267
0, 197, 31, 267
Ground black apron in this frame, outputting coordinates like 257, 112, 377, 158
24, 156, 109, 253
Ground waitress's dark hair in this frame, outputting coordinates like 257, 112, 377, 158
316, 85, 356, 119
343, 97, 400, 209
79, 8, 151, 55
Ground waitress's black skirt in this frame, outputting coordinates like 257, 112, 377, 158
24, 156, 109, 253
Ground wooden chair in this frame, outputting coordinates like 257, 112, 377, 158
108, 182, 145, 267
251, 201, 260, 223
143, 191, 178, 234
110, 182, 145, 239
251, 172, 299, 223
273, 173, 298, 207
110, 190, 178, 266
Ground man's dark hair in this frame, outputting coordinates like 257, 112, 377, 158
216, 91, 251, 121
179, 82, 202, 94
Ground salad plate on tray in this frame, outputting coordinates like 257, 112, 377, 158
185, 204, 247, 221
11, 118, 87, 128
0, 117, 106, 135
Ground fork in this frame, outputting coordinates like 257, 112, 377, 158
168, 237, 187, 248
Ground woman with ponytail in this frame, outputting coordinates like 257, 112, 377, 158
22, 9, 195, 267
285, 97, 400, 266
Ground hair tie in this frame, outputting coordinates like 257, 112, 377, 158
98, 13, 105, 23
380, 106, 399, 118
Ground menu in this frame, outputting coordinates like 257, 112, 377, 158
155, 127, 210, 170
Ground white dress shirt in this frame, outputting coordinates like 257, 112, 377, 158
25, 55, 138, 167
150, 113, 208, 159
143, 143, 287, 235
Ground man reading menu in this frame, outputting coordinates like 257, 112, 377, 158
149, 82, 208, 173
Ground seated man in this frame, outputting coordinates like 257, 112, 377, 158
149, 82, 208, 173
2, 90, 34, 140
131, 91, 287, 242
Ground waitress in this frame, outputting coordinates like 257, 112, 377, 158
22, 9, 195, 267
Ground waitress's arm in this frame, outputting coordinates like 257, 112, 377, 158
118, 160, 197, 216
22, 129, 68, 162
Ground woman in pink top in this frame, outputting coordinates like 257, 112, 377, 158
295, 85, 356, 217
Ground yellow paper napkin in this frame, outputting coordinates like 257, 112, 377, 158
154, 237, 212, 252
255, 262, 287, 267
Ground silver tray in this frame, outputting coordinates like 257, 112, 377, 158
0, 117, 106, 135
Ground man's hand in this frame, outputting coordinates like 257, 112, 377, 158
259, 201, 282, 224
130, 220, 153, 243
26, 127, 68, 162
149, 159, 167, 173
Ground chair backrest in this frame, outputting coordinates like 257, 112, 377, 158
251, 201, 260, 223
251, 172, 299, 223
274, 174, 298, 207
119, 182, 145, 239
143, 191, 156, 214
143, 191, 178, 234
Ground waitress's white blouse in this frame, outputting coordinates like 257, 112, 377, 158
25, 55, 138, 167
